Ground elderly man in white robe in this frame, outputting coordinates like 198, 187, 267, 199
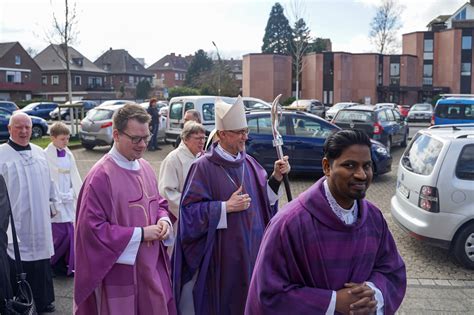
159, 121, 206, 239
0, 112, 57, 313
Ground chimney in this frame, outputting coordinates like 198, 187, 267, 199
171, 53, 175, 56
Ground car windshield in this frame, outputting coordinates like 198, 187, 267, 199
87, 109, 114, 121
332, 103, 349, 110
23, 103, 37, 110
335, 110, 372, 122
412, 104, 431, 111
402, 133, 443, 175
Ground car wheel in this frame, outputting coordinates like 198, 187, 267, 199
82, 143, 95, 150
401, 132, 408, 147
453, 222, 474, 269
31, 125, 44, 139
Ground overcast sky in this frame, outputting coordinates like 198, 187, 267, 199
0, 0, 466, 66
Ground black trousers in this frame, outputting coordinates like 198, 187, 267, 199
8, 257, 55, 311
0, 250, 12, 314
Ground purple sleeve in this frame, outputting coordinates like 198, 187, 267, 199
368, 215, 407, 315
245, 219, 333, 315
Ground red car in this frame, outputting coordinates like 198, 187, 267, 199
397, 105, 410, 117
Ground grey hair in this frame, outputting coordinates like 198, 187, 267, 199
180, 121, 206, 141
8, 111, 31, 127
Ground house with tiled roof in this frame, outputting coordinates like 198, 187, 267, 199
34, 44, 113, 101
0, 42, 42, 101
94, 48, 154, 99
147, 53, 191, 89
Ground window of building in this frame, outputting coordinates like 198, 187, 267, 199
103, 64, 111, 71
88, 77, 102, 86
160, 73, 165, 80
461, 63, 471, 76
74, 75, 81, 86
424, 39, 434, 60
42, 75, 47, 85
462, 36, 472, 50
134, 65, 139, 71
6, 71, 21, 83
52, 75, 59, 85
390, 63, 400, 85
454, 8, 467, 21
129, 76, 134, 84
423, 64, 433, 85
15, 55, 21, 65
175, 73, 179, 80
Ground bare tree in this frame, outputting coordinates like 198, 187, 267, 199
45, 0, 79, 134
286, 0, 311, 100
369, 0, 404, 54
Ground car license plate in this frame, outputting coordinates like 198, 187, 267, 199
398, 181, 410, 198
83, 135, 95, 141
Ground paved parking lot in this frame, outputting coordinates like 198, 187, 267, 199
51, 128, 473, 314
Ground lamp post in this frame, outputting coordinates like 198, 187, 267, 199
212, 41, 222, 96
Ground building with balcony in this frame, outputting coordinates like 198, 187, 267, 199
34, 44, 113, 102
94, 48, 154, 99
0, 42, 42, 101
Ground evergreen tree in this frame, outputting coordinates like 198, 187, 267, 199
307, 38, 330, 53
135, 79, 151, 99
262, 3, 293, 55
185, 49, 213, 87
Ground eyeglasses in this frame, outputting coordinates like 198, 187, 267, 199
227, 128, 249, 136
189, 135, 207, 142
120, 131, 152, 144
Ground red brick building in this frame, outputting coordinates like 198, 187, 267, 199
0, 42, 42, 101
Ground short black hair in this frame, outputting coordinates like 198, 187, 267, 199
323, 129, 371, 163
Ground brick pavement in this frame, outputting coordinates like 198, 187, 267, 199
50, 141, 473, 314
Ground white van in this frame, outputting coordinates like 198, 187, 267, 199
165, 95, 235, 143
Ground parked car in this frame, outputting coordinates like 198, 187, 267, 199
241, 97, 272, 110
0, 108, 48, 140
325, 102, 359, 121
432, 96, 474, 125
49, 100, 98, 120
20, 102, 58, 119
79, 105, 166, 150
0, 101, 19, 112
375, 102, 397, 110
391, 124, 474, 269
332, 105, 409, 152
245, 110, 392, 176
407, 103, 433, 122
166, 95, 235, 143
97, 100, 135, 108
397, 105, 411, 117
287, 99, 326, 118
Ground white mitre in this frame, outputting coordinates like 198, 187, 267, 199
215, 96, 247, 131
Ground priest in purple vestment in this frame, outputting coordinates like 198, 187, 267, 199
245, 130, 406, 315
172, 96, 290, 315
74, 104, 177, 315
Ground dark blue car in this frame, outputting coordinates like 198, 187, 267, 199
332, 105, 409, 153
0, 108, 49, 140
245, 110, 392, 176
20, 102, 58, 120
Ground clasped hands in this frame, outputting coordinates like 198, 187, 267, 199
143, 220, 171, 242
336, 282, 377, 315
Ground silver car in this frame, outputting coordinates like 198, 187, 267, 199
80, 104, 166, 150
407, 103, 433, 122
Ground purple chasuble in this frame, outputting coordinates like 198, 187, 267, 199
172, 143, 277, 315
245, 177, 406, 315
51, 222, 75, 275
74, 155, 177, 315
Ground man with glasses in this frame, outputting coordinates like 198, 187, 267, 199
74, 104, 177, 315
173, 96, 290, 315
159, 121, 206, 245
